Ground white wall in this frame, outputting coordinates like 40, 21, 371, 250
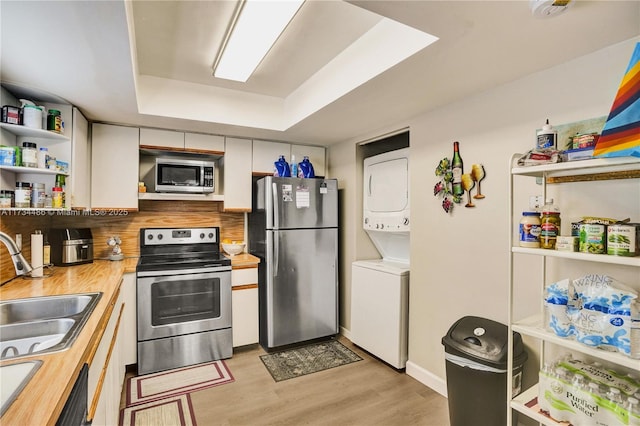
331, 36, 640, 394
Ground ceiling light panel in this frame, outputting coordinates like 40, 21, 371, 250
214, 0, 304, 82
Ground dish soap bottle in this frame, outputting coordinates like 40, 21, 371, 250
540, 198, 561, 249
274, 155, 291, 177
299, 156, 315, 178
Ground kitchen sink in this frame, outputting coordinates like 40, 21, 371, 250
0, 293, 102, 360
0, 294, 98, 324
0, 360, 42, 416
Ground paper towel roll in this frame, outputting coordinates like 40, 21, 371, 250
31, 231, 43, 278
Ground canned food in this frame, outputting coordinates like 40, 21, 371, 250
579, 224, 607, 254
607, 224, 640, 257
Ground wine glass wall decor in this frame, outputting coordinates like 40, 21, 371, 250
433, 141, 487, 214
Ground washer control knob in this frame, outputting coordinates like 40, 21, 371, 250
403, 217, 410, 226
157, 234, 163, 240
147, 234, 153, 240
200, 233, 205, 239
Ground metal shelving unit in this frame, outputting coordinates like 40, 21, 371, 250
507, 154, 640, 425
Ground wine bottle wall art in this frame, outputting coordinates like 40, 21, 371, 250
433, 141, 487, 214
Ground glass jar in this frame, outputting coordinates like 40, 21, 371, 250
541, 199, 561, 250
0, 190, 14, 208
31, 183, 45, 208
52, 186, 63, 208
519, 212, 541, 248
21, 142, 38, 167
15, 182, 31, 208
47, 109, 62, 133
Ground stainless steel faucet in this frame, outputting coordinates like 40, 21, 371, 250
0, 231, 33, 276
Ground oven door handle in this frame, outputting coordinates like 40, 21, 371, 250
136, 265, 231, 277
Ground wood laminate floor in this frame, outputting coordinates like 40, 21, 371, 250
121, 336, 450, 426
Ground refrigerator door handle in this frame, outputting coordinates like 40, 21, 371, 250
272, 182, 279, 229
273, 233, 279, 276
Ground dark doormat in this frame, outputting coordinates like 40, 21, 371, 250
260, 339, 363, 382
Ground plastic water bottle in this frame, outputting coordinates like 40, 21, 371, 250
290, 155, 298, 178
628, 396, 640, 425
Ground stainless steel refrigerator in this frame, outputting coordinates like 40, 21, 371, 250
248, 176, 339, 350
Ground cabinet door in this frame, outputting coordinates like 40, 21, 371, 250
232, 267, 259, 347
70, 107, 90, 208
223, 137, 252, 211
122, 273, 137, 366
88, 288, 123, 424
291, 144, 326, 177
185, 132, 224, 153
232, 287, 259, 347
91, 124, 139, 209
252, 140, 290, 173
139, 128, 184, 149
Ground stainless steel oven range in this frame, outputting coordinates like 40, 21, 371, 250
136, 227, 232, 375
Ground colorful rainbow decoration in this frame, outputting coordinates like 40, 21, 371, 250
593, 42, 640, 158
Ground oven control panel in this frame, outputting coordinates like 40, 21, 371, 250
142, 227, 219, 246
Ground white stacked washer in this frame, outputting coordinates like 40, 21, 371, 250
351, 148, 410, 369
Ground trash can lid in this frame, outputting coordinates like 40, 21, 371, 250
441, 316, 527, 369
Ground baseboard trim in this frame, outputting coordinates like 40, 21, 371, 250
406, 360, 448, 398
341, 327, 446, 397
340, 326, 351, 340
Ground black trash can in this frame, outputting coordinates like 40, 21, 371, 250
441, 316, 528, 426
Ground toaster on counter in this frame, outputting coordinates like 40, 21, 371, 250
48, 228, 94, 266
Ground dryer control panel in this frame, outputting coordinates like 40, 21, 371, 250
363, 213, 410, 232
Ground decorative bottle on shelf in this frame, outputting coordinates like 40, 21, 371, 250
451, 141, 464, 197
540, 198, 561, 249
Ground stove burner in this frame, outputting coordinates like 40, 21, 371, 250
136, 226, 230, 273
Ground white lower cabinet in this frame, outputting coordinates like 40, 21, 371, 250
88, 285, 125, 426
122, 272, 137, 366
232, 267, 259, 347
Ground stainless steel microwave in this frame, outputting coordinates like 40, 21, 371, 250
155, 157, 215, 193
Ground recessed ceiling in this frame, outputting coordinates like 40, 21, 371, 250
1, 1, 639, 145
130, 1, 439, 131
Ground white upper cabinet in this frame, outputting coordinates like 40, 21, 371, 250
70, 107, 90, 209
139, 128, 184, 149
184, 133, 224, 153
223, 137, 252, 211
252, 140, 290, 174
291, 144, 326, 177
91, 123, 139, 209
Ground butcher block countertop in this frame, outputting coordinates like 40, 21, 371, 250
0, 253, 259, 425
226, 252, 260, 268
0, 257, 137, 426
